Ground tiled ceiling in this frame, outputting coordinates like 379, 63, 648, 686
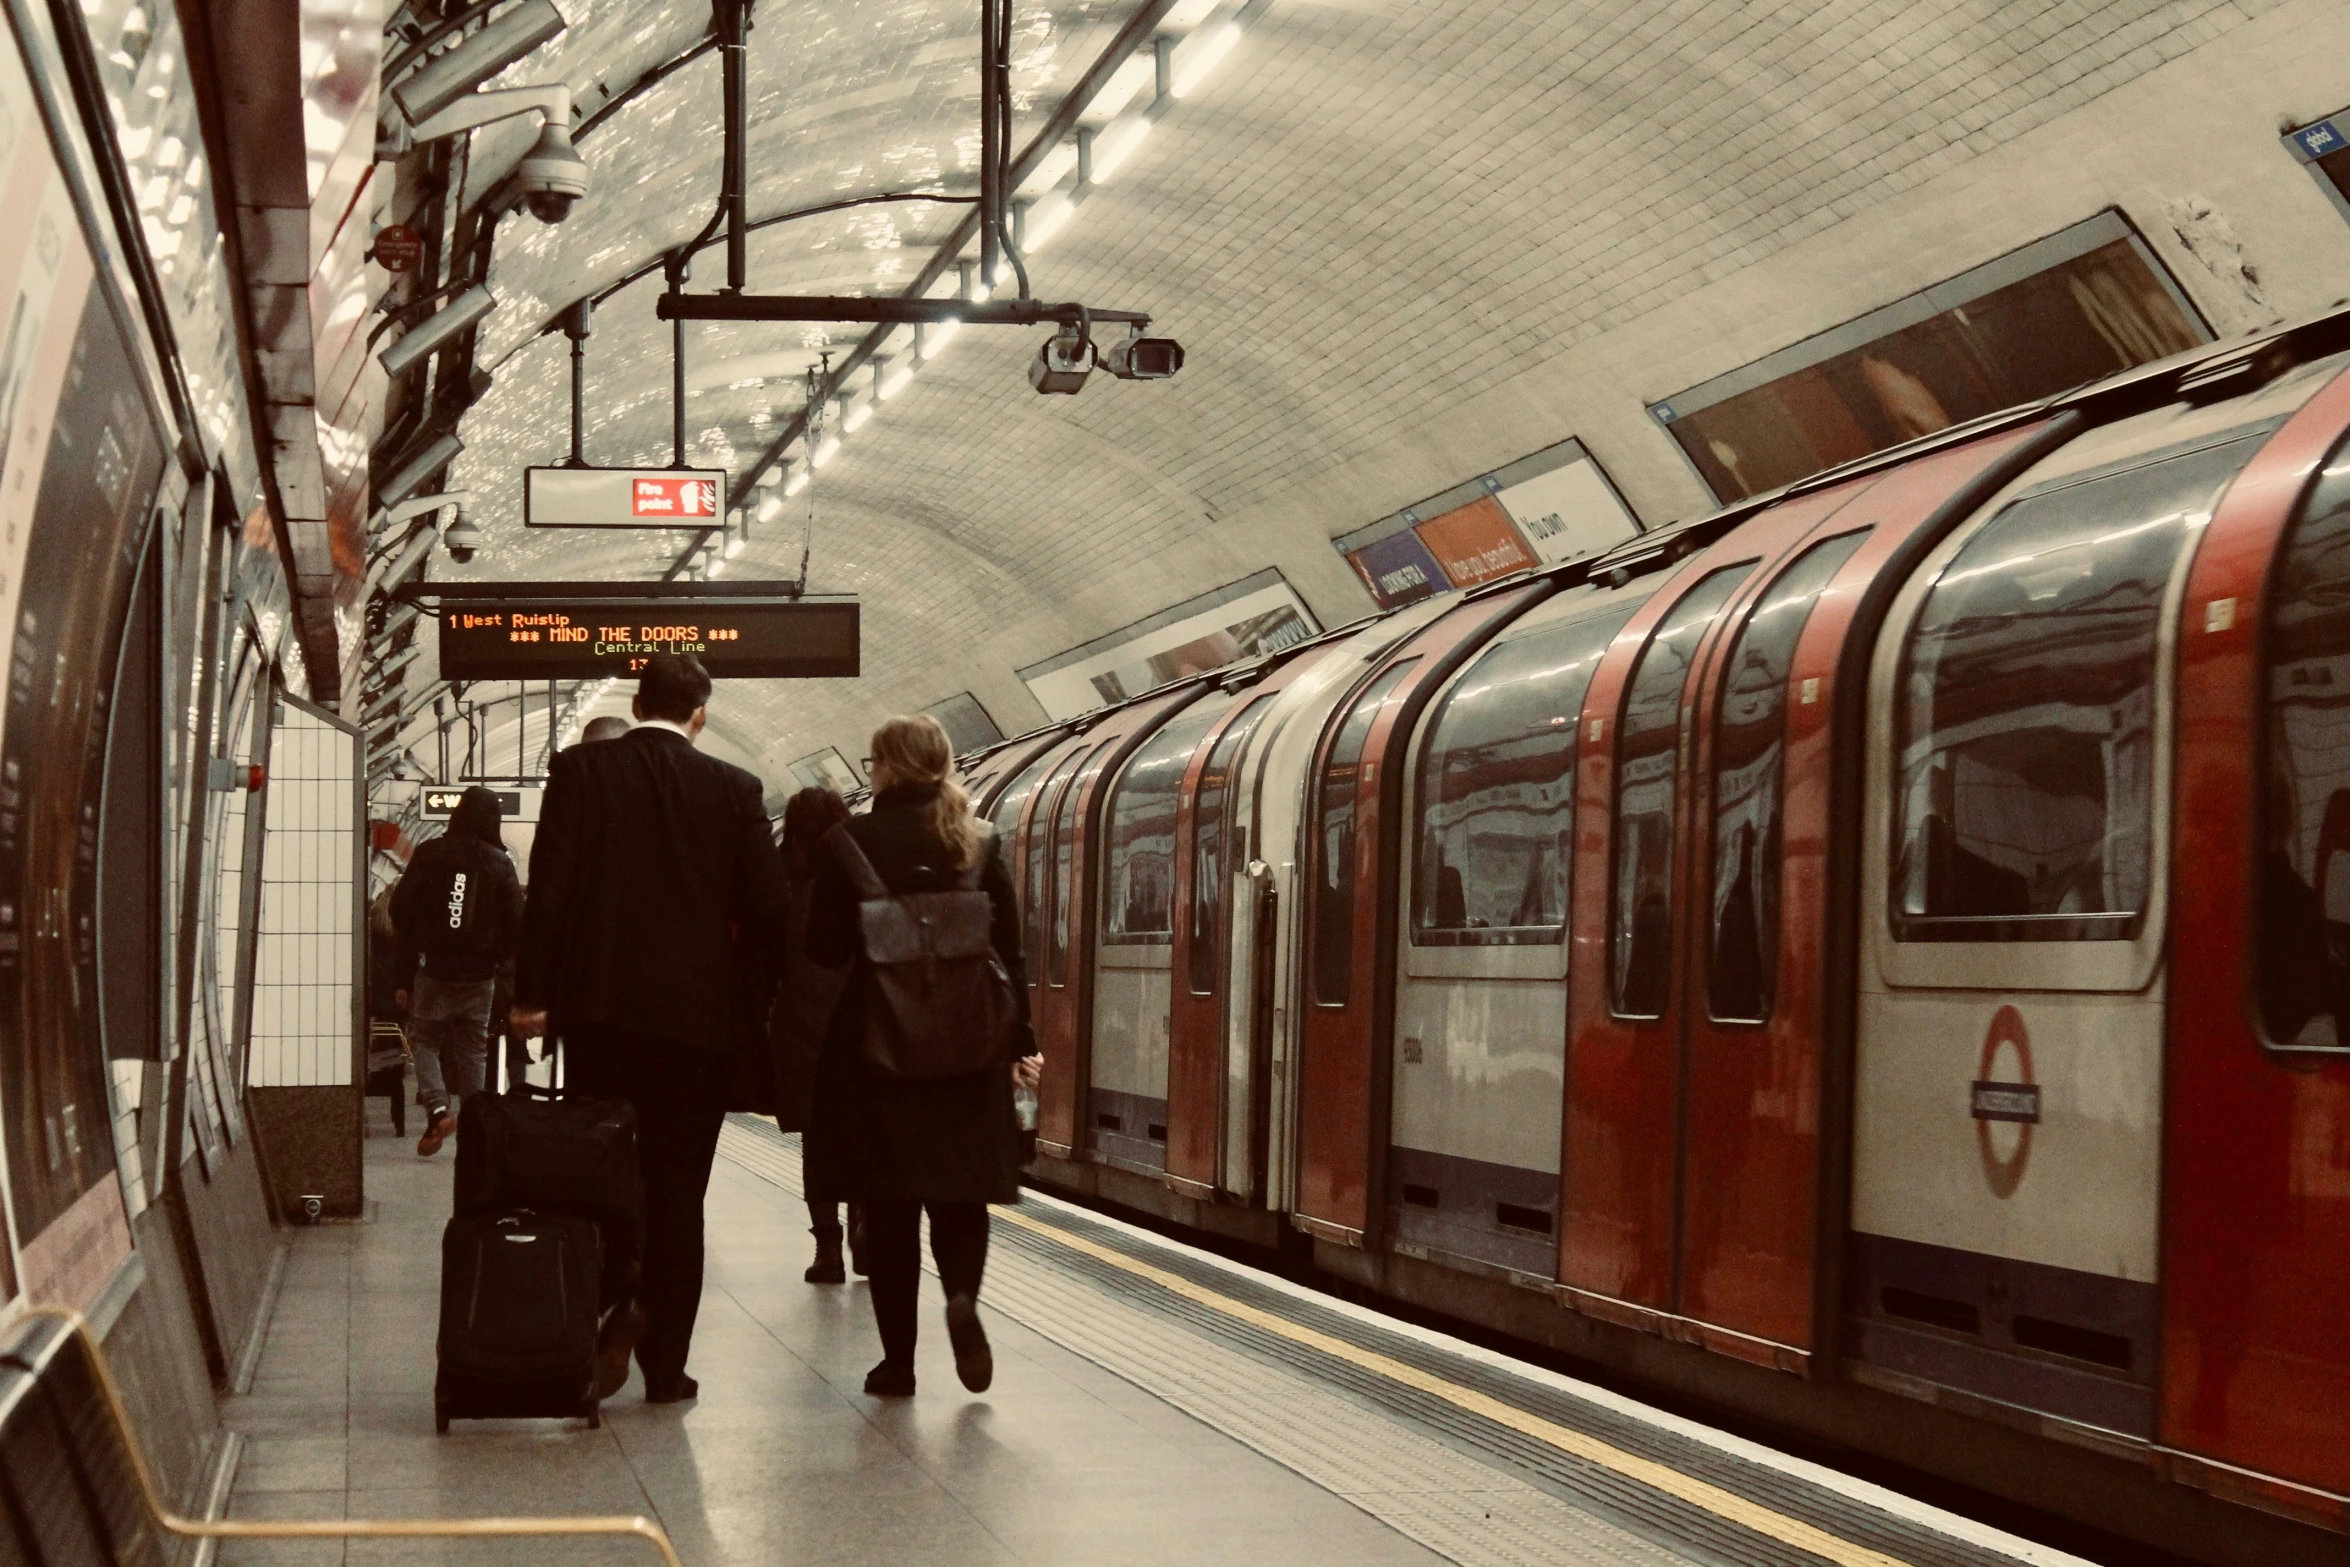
414, 0, 2284, 791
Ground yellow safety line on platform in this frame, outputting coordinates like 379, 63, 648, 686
996, 1206, 1915, 1567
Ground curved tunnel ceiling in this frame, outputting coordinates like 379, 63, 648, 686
405, 0, 2287, 791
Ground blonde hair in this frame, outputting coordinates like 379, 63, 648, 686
871, 714, 985, 869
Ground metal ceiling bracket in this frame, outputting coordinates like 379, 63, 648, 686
561, 299, 592, 467
654, 295, 1148, 327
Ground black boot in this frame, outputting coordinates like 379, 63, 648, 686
805, 1227, 845, 1284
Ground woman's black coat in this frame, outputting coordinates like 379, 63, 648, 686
801, 785, 1028, 1205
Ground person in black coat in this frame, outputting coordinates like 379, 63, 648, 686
772, 786, 856, 1282
511, 653, 789, 1404
805, 714, 1037, 1397
390, 786, 523, 1154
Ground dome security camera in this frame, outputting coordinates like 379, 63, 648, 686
517, 120, 588, 223
442, 509, 483, 564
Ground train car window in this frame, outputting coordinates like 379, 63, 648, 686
1103, 697, 1235, 945
2261, 443, 2350, 1049
1049, 743, 1117, 985
989, 747, 1062, 844
1706, 531, 1870, 1021
1189, 695, 1274, 995
1412, 605, 1635, 945
1893, 435, 2264, 941
1312, 661, 1421, 1007
1609, 565, 1756, 1018
1026, 746, 1089, 985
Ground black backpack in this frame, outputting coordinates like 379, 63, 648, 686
411, 835, 509, 961
830, 827, 1021, 1079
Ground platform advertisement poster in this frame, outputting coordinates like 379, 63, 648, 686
0, 39, 168, 1312
1346, 529, 1446, 609
1019, 572, 1321, 723
1413, 495, 1538, 588
1488, 451, 1641, 567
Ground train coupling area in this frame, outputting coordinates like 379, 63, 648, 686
207, 1111, 2099, 1566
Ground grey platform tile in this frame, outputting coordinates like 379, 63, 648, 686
238, 1436, 352, 1494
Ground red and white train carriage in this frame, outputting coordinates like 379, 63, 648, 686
957, 315, 2350, 1557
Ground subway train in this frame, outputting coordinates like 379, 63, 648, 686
953, 313, 2350, 1545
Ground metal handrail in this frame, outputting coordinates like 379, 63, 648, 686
20, 1305, 687, 1567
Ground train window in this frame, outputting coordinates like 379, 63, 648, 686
1103, 697, 1234, 945
1609, 564, 1756, 1018
1312, 661, 1420, 1007
1412, 606, 1634, 945
1189, 695, 1274, 995
2261, 443, 2350, 1049
1049, 743, 1117, 985
1706, 531, 1870, 1021
1893, 435, 2262, 941
989, 746, 1062, 845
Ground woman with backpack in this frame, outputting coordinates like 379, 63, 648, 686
804, 714, 1036, 1397
772, 785, 858, 1282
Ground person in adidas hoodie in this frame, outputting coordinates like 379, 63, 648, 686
391, 786, 524, 1155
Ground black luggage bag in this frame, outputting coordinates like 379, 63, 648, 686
435, 1210, 603, 1431
453, 1081, 643, 1245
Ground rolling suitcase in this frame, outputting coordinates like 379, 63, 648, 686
435, 1209, 603, 1430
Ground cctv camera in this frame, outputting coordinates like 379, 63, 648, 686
1103, 333, 1184, 380
443, 510, 483, 564
1029, 330, 1093, 395
517, 120, 587, 223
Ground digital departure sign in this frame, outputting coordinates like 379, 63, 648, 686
423, 585, 859, 679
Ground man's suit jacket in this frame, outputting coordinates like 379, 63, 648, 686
518, 726, 787, 1049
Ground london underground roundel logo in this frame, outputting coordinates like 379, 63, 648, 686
1970, 1005, 2041, 1199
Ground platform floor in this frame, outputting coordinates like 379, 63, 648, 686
212, 1104, 2086, 1567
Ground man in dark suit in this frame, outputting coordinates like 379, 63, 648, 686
511, 653, 787, 1403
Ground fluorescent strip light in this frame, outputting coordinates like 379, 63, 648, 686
844, 399, 873, 432
755, 495, 783, 523
878, 360, 914, 400
923, 318, 961, 358
1173, 22, 1240, 97
784, 470, 810, 496
706, 556, 727, 577
811, 435, 841, 469
1025, 195, 1074, 253
1091, 116, 1151, 182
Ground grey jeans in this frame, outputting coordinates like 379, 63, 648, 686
409, 972, 494, 1117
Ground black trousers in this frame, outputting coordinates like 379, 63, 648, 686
565, 1027, 725, 1385
864, 1200, 989, 1367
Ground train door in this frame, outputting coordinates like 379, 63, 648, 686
1385, 586, 1640, 1283
1090, 693, 1236, 1175
1676, 429, 2054, 1365
1850, 395, 2302, 1442
1230, 601, 1451, 1210
1165, 687, 1278, 1199
2162, 363, 2350, 1510
1017, 736, 1094, 1157
1558, 501, 1824, 1312
1031, 688, 1204, 1164
1294, 581, 1554, 1246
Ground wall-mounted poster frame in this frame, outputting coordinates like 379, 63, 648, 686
1017, 569, 1321, 722
922, 691, 1004, 755
1647, 208, 2211, 502
790, 748, 862, 795
1336, 437, 1643, 609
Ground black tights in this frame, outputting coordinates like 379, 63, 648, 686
864, 1200, 989, 1367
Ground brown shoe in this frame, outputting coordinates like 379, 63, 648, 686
595, 1302, 647, 1400
416, 1110, 456, 1157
